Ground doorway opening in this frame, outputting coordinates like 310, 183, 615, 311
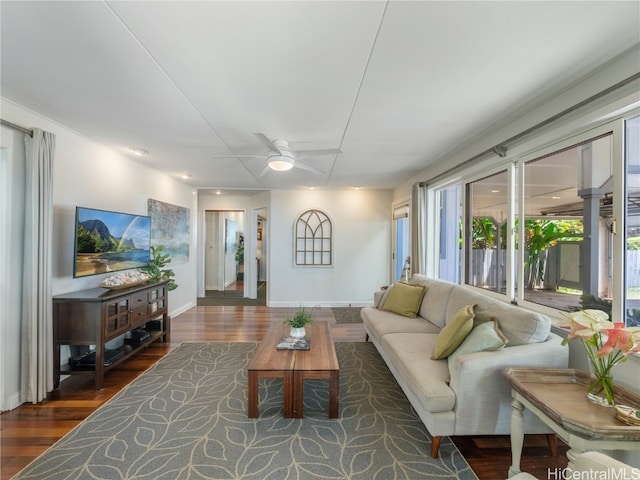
199, 208, 266, 306
393, 205, 410, 281
201, 210, 244, 300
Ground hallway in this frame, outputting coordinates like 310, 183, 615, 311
197, 280, 267, 306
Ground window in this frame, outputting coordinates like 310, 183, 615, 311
428, 112, 637, 325
437, 184, 462, 283
465, 170, 509, 293
294, 209, 332, 266
520, 136, 613, 312
625, 115, 640, 326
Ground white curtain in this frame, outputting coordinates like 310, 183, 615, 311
21, 128, 55, 404
411, 182, 428, 275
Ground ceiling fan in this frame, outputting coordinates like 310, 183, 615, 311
213, 133, 342, 175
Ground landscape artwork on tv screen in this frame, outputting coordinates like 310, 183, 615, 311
73, 206, 151, 278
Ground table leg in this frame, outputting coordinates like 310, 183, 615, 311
247, 370, 258, 418
291, 371, 303, 418
94, 344, 104, 390
508, 396, 525, 477
328, 370, 339, 418
566, 448, 584, 465
283, 371, 295, 418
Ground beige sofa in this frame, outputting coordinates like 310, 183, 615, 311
361, 274, 569, 457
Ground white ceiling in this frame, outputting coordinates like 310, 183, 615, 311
2, 1, 639, 194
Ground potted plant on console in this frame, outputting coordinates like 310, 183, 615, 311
141, 245, 178, 291
284, 306, 314, 338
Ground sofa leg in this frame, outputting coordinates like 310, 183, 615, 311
365, 333, 369, 342
431, 436, 441, 458
546, 433, 558, 456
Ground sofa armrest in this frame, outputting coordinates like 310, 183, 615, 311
448, 334, 568, 434
373, 290, 385, 308
449, 334, 568, 390
373, 285, 390, 308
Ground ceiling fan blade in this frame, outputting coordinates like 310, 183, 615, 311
294, 160, 325, 175
254, 133, 282, 154
295, 148, 342, 156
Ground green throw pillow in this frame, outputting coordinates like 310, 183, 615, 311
376, 285, 394, 309
431, 304, 475, 359
447, 319, 508, 364
380, 282, 426, 318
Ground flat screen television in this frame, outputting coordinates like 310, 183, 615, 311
73, 206, 151, 278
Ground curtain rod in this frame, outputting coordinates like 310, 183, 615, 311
1, 119, 34, 137
419, 71, 640, 187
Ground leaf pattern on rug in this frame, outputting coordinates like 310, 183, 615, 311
14, 342, 476, 480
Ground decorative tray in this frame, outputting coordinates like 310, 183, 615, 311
99, 278, 148, 290
276, 337, 311, 350
615, 405, 640, 426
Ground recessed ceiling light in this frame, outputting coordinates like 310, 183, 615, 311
181, 174, 192, 179
552, 196, 561, 199
491, 190, 500, 193
352, 186, 362, 190
215, 190, 222, 195
129, 148, 149, 156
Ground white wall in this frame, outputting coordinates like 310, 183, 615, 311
268, 189, 392, 307
1, 98, 198, 410
198, 189, 392, 306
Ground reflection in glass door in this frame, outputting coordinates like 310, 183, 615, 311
393, 206, 410, 281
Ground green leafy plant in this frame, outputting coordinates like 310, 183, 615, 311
141, 245, 177, 291
284, 306, 315, 328
235, 241, 244, 263
628, 237, 640, 250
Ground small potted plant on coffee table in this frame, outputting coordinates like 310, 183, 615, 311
284, 306, 314, 338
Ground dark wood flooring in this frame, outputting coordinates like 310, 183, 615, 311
0, 305, 566, 480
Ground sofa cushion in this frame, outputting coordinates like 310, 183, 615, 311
381, 333, 456, 413
445, 285, 551, 346
447, 319, 508, 365
362, 307, 439, 344
381, 282, 426, 318
410, 275, 456, 328
431, 304, 475, 359
476, 304, 550, 346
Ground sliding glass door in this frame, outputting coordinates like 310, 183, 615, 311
625, 115, 640, 326
429, 114, 638, 325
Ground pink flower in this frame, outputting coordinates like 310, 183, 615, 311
562, 310, 640, 360
596, 325, 634, 356
562, 309, 612, 340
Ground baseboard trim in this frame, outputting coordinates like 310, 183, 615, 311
2, 392, 22, 412
266, 301, 372, 308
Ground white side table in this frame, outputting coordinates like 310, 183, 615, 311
503, 368, 640, 478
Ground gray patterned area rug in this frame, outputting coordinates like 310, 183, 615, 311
15, 342, 476, 480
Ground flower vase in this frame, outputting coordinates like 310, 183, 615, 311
290, 327, 306, 339
587, 366, 615, 407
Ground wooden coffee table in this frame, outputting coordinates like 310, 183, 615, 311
247, 320, 339, 419
503, 367, 640, 477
